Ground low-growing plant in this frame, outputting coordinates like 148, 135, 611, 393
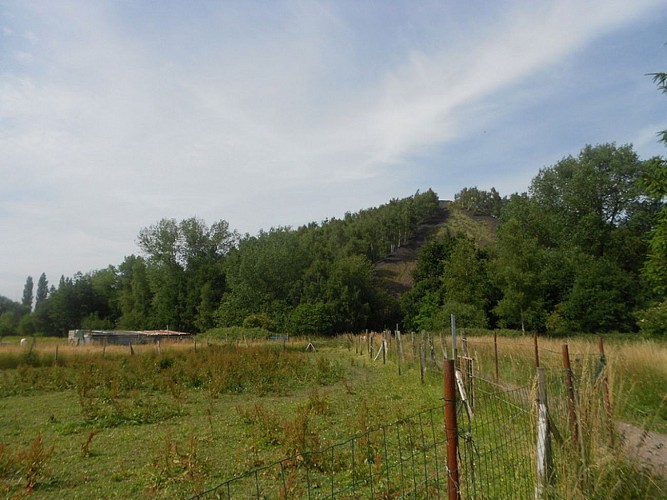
282, 406, 321, 469
81, 430, 96, 458
146, 431, 204, 495
0, 434, 55, 494
235, 402, 282, 446
302, 388, 330, 416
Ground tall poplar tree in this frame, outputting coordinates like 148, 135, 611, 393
22, 276, 33, 310
35, 273, 48, 308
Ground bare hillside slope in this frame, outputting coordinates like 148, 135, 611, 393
374, 201, 498, 297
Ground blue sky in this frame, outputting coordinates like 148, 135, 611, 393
1, 0, 666, 300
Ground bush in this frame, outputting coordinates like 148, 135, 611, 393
288, 303, 334, 335
636, 300, 667, 337
433, 301, 487, 330
242, 314, 277, 332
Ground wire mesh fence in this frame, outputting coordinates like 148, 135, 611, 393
191, 371, 539, 499
191, 405, 448, 499
456, 376, 534, 499
189, 331, 660, 499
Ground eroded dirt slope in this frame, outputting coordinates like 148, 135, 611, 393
374, 201, 450, 296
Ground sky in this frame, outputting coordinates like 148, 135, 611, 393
1, 0, 666, 300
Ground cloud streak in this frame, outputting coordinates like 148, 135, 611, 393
1, 0, 665, 298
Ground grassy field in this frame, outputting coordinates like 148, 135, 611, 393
0, 336, 445, 498
0, 332, 665, 498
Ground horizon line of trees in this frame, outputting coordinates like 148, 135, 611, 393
2, 140, 667, 338
1, 190, 441, 337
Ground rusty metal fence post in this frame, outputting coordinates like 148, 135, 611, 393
444, 359, 460, 500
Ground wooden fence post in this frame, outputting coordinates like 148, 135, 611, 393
562, 344, 579, 448
382, 339, 387, 365
494, 331, 499, 383
440, 329, 448, 360
419, 331, 426, 384
429, 332, 437, 367
536, 367, 553, 498
597, 337, 614, 447
444, 359, 460, 500
533, 331, 540, 368
369, 333, 373, 359
396, 330, 403, 375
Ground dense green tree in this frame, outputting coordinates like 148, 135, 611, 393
117, 255, 152, 329
400, 236, 457, 331
35, 273, 48, 309
530, 143, 648, 257
138, 217, 237, 331
495, 144, 658, 333
493, 217, 549, 331
0, 312, 15, 337
32, 273, 53, 335
454, 187, 503, 217
641, 70, 667, 295
21, 276, 33, 311
289, 303, 335, 335
649, 71, 667, 145
556, 255, 639, 332
441, 238, 489, 312
18, 314, 36, 336
325, 255, 374, 332
0, 296, 28, 336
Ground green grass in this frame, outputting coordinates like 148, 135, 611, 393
0, 333, 664, 498
0, 338, 445, 498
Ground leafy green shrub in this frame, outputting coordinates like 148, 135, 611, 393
242, 313, 277, 332
433, 301, 487, 329
636, 300, 667, 337
289, 303, 335, 335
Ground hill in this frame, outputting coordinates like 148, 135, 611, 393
374, 200, 499, 297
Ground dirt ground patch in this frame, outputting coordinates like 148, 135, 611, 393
618, 421, 667, 479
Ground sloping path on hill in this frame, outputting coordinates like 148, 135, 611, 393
374, 201, 450, 296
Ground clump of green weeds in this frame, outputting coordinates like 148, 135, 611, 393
0, 433, 54, 494
81, 430, 96, 458
235, 403, 282, 446
301, 388, 330, 416
281, 406, 322, 469
146, 431, 204, 496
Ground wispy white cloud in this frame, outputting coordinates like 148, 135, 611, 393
0, 0, 665, 297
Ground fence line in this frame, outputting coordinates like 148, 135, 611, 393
191, 369, 538, 499
190, 331, 651, 499
190, 405, 448, 499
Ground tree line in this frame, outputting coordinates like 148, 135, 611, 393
403, 143, 665, 336
1, 190, 440, 337
3, 139, 667, 338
